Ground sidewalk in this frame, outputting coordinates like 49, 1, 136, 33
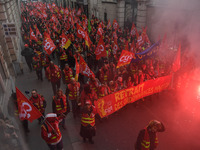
16, 62, 96, 150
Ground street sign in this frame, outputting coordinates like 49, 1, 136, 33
2, 23, 17, 37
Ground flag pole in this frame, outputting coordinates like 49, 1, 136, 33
24, 91, 60, 136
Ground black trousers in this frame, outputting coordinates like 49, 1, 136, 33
70, 99, 78, 118
36, 70, 43, 80
51, 80, 61, 95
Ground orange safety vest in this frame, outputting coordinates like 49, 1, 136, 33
68, 83, 80, 100
53, 95, 67, 114
33, 57, 41, 70
63, 68, 73, 84
141, 128, 158, 150
29, 94, 45, 113
46, 65, 61, 82
81, 111, 95, 127
60, 51, 68, 61
41, 121, 62, 145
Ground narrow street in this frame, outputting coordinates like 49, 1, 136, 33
16, 63, 200, 150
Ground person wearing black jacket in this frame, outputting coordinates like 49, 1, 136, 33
21, 44, 34, 72
135, 120, 165, 150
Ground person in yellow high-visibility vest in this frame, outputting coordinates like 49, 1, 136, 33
135, 120, 165, 150
80, 100, 97, 144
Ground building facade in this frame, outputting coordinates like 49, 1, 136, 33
0, 0, 23, 117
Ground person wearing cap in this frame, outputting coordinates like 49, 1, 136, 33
21, 44, 34, 72
80, 100, 97, 144
135, 120, 165, 150
41, 113, 64, 150
52, 89, 67, 130
45, 61, 62, 95
66, 78, 80, 118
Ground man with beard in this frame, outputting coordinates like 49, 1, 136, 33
29, 89, 46, 124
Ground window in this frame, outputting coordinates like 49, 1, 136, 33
102, 0, 117, 3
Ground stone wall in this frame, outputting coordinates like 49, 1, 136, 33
0, 0, 22, 117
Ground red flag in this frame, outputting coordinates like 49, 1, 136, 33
60, 32, 71, 49
95, 36, 106, 60
30, 27, 38, 42
43, 32, 56, 55
130, 23, 139, 38
16, 87, 42, 122
113, 31, 118, 40
65, 7, 69, 15
107, 19, 111, 30
172, 44, 181, 72
125, 41, 129, 51
77, 24, 91, 47
136, 34, 145, 49
79, 55, 95, 78
35, 26, 42, 38
76, 8, 81, 16
112, 40, 119, 55
52, 23, 59, 33
97, 23, 103, 36
130, 40, 135, 53
74, 55, 80, 81
68, 14, 74, 28
142, 27, 151, 45
50, 14, 58, 23
116, 50, 135, 68
113, 19, 119, 30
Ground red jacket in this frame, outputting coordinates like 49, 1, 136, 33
29, 94, 45, 113
41, 114, 62, 145
141, 128, 158, 150
52, 95, 67, 115
81, 106, 96, 127
45, 65, 61, 83
63, 68, 73, 84
80, 89, 98, 107
98, 85, 110, 98
67, 82, 80, 100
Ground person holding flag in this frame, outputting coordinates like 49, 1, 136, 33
41, 113, 64, 150
29, 89, 46, 124
16, 87, 43, 133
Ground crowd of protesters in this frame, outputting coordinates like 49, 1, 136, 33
19, 1, 177, 147
21, 2, 173, 101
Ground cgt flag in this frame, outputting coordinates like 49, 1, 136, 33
117, 50, 135, 68
30, 27, 38, 42
16, 87, 42, 122
61, 32, 71, 49
77, 23, 91, 47
95, 36, 106, 60
43, 32, 56, 55
79, 55, 95, 78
